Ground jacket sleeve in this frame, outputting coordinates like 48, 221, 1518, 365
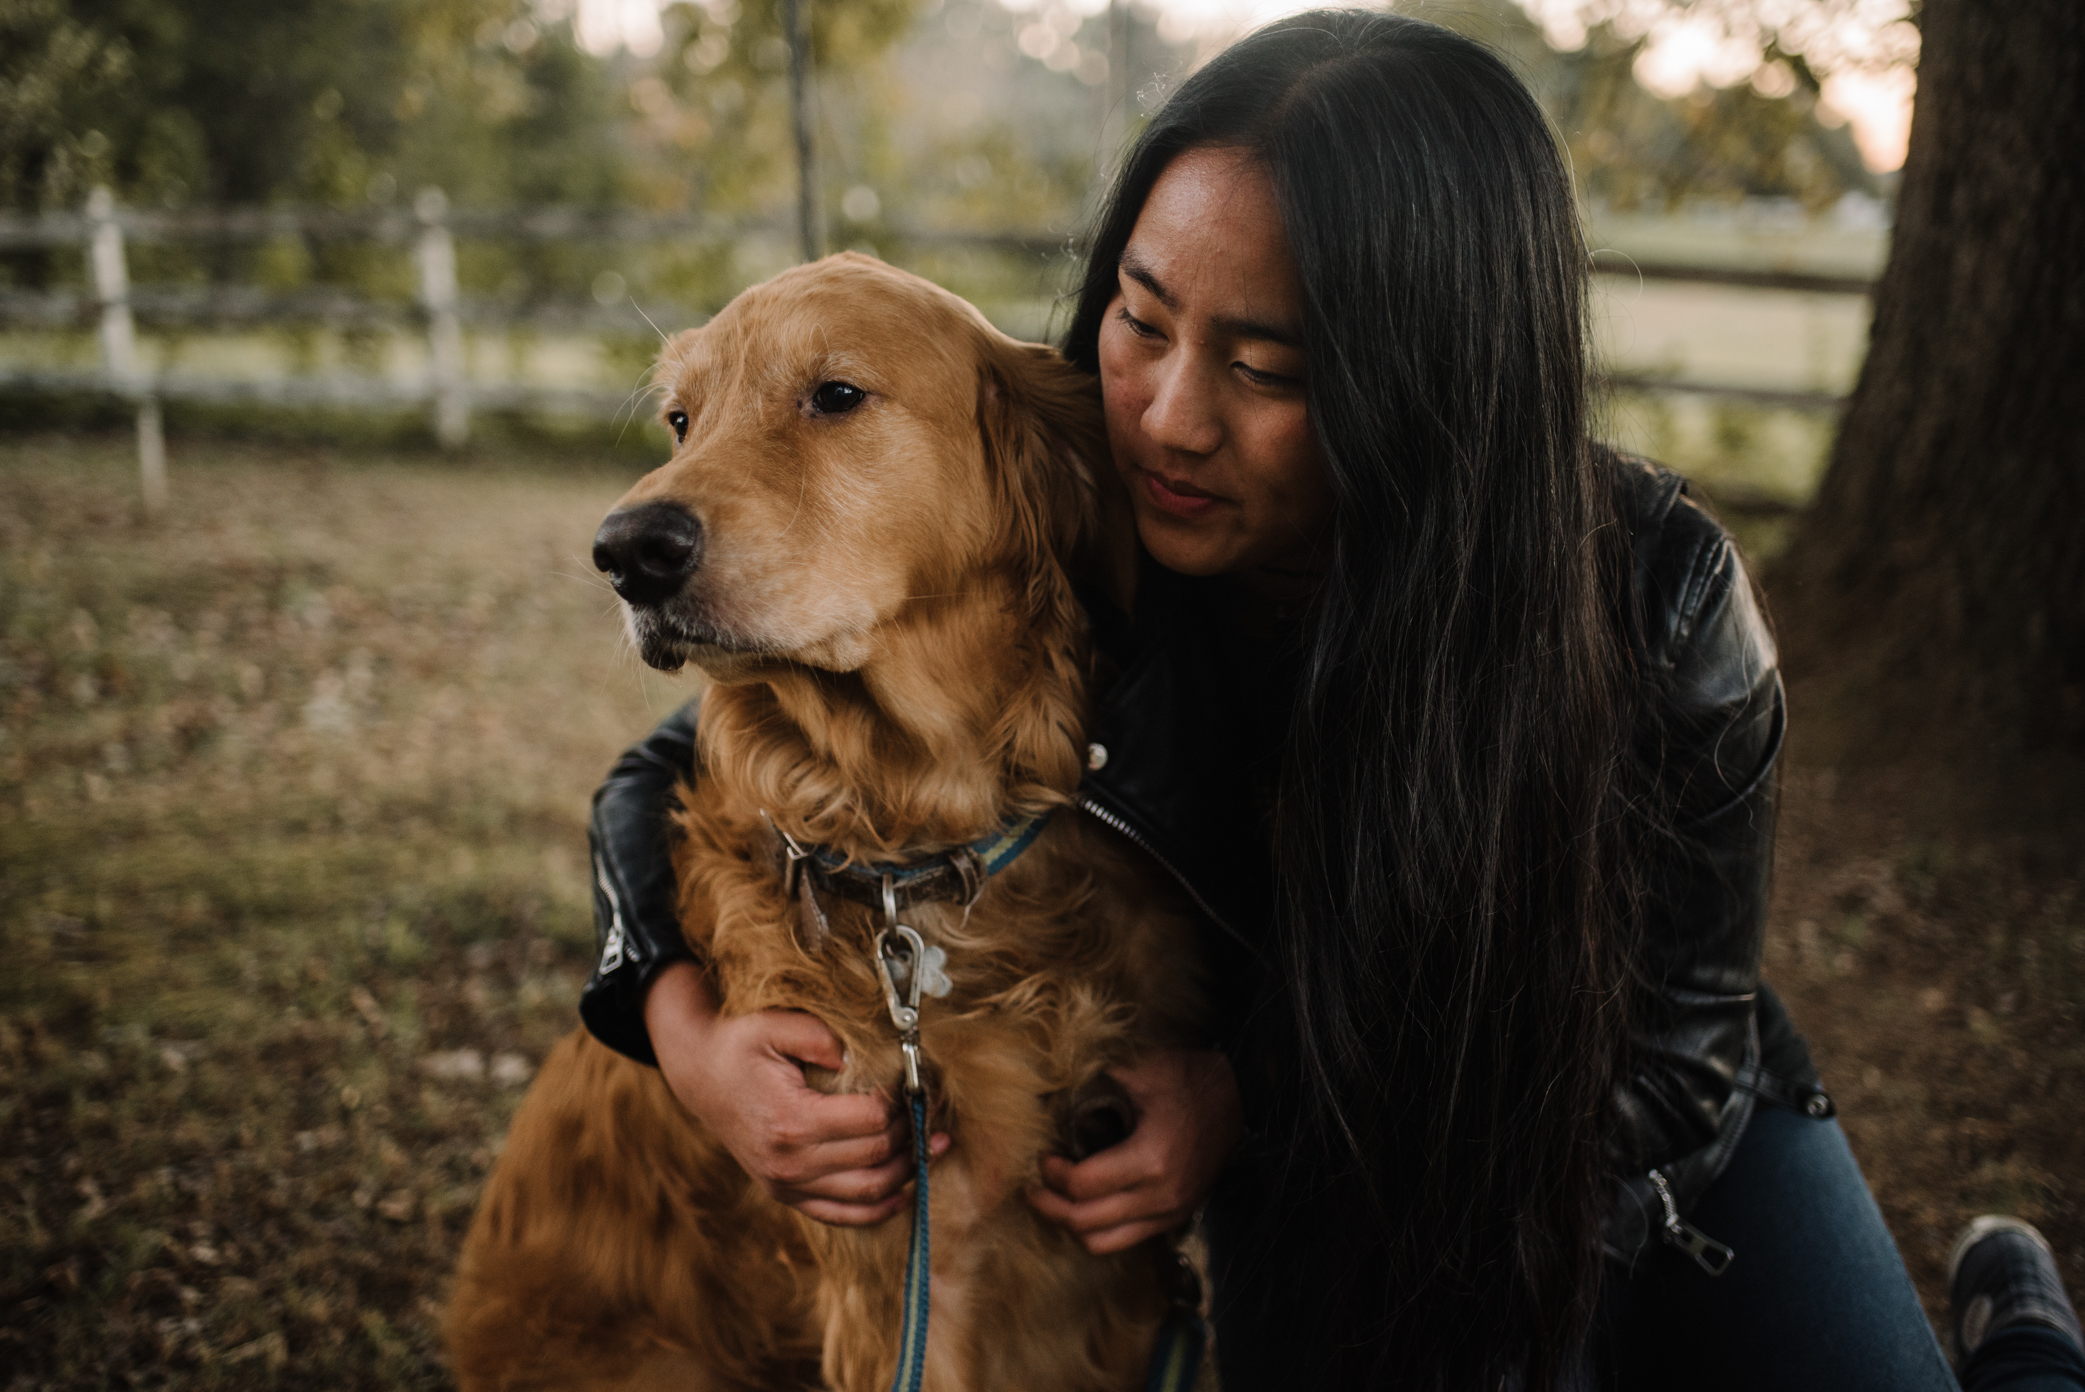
576, 698, 702, 1067
1610, 498, 1785, 1172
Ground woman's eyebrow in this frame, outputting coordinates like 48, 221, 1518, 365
1211, 313, 1300, 348
1120, 255, 1175, 308
1120, 252, 1300, 347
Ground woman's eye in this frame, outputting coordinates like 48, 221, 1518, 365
1116, 307, 1161, 340
810, 380, 866, 414
666, 409, 690, 443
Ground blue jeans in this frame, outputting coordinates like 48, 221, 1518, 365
1596, 1104, 2085, 1392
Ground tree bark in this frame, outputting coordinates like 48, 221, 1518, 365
1774, 0, 2085, 776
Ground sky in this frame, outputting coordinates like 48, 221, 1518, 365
563, 0, 1920, 172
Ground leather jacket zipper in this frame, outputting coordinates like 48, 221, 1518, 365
1648, 1168, 1735, 1275
1076, 794, 1262, 959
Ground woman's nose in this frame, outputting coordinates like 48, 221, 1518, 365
1141, 356, 1223, 457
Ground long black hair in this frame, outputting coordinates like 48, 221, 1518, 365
1064, 13, 1638, 1388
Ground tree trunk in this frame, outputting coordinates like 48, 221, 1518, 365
1774, 0, 2085, 779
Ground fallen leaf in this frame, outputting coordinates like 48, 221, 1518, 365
419, 1048, 485, 1080
348, 986, 388, 1038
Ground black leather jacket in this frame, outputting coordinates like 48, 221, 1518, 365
576, 456, 1829, 1265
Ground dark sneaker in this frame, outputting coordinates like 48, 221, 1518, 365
1948, 1215, 2085, 1364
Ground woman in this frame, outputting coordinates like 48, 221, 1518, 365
576, 13, 2084, 1389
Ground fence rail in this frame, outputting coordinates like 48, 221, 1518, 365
0, 284, 682, 334
1, 189, 1874, 512
1591, 258, 1875, 297
0, 364, 637, 416
0, 201, 1067, 254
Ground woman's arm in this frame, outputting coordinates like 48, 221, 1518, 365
578, 702, 942, 1221
577, 700, 702, 1066
646, 961, 943, 1224
1026, 1047, 1244, 1253
1612, 504, 1785, 1171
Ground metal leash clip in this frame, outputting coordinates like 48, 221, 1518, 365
873, 874, 928, 1097
759, 809, 830, 951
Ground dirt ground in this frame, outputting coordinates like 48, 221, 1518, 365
2, 433, 2080, 1387
1764, 752, 2085, 1334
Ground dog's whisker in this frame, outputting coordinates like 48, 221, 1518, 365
777, 468, 810, 538
561, 549, 618, 578
630, 298, 670, 349
551, 566, 619, 595
612, 381, 662, 447
610, 364, 673, 445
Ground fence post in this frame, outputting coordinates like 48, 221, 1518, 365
414, 187, 469, 448
87, 187, 166, 511
1105, 0, 1131, 171
782, 0, 820, 263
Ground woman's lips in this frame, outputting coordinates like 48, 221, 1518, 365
1140, 470, 1222, 520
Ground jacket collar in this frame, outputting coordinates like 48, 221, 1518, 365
1076, 554, 1286, 964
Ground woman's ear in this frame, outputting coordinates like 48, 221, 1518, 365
976, 338, 1136, 615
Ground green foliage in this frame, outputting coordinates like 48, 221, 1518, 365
0, 0, 134, 209
32, 0, 627, 211
4, 0, 1873, 269
0, 0, 939, 344
1549, 39, 1873, 211
1, 0, 928, 219
1432, 2, 1877, 212
0, 0, 1879, 420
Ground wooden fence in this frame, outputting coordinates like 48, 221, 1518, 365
0, 189, 1871, 512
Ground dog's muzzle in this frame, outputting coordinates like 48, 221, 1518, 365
593, 502, 704, 607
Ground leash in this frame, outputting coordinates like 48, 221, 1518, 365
822, 828, 1202, 1392
1142, 1239, 1208, 1392
1146, 1301, 1206, 1392
873, 878, 933, 1392
890, 1088, 932, 1392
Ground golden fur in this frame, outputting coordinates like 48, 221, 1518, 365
446, 255, 1207, 1391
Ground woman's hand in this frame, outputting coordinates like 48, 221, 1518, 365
1027, 1048, 1244, 1254
644, 961, 948, 1226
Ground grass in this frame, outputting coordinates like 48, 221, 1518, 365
1, 432, 694, 1387
2, 429, 2079, 1384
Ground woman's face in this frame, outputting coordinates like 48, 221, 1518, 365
1097, 146, 1334, 587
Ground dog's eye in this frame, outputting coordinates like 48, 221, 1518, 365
666, 409, 690, 443
809, 381, 866, 415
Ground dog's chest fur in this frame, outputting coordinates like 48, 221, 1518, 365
664, 688, 1209, 1390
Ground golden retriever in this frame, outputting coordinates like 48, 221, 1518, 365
445, 254, 1208, 1391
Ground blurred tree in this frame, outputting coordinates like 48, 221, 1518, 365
0, 0, 631, 213
1775, 0, 2085, 781
0, 0, 918, 220
1468, 4, 1877, 211
0, 0, 133, 209
650, 0, 921, 216
1539, 32, 1875, 210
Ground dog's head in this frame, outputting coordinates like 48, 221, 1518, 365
595, 254, 1121, 682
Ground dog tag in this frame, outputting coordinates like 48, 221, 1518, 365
917, 944, 952, 998
795, 873, 830, 951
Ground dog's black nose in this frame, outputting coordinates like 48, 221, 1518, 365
593, 503, 704, 606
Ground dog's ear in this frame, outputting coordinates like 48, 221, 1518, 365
976, 338, 1136, 616
975, 334, 1130, 803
